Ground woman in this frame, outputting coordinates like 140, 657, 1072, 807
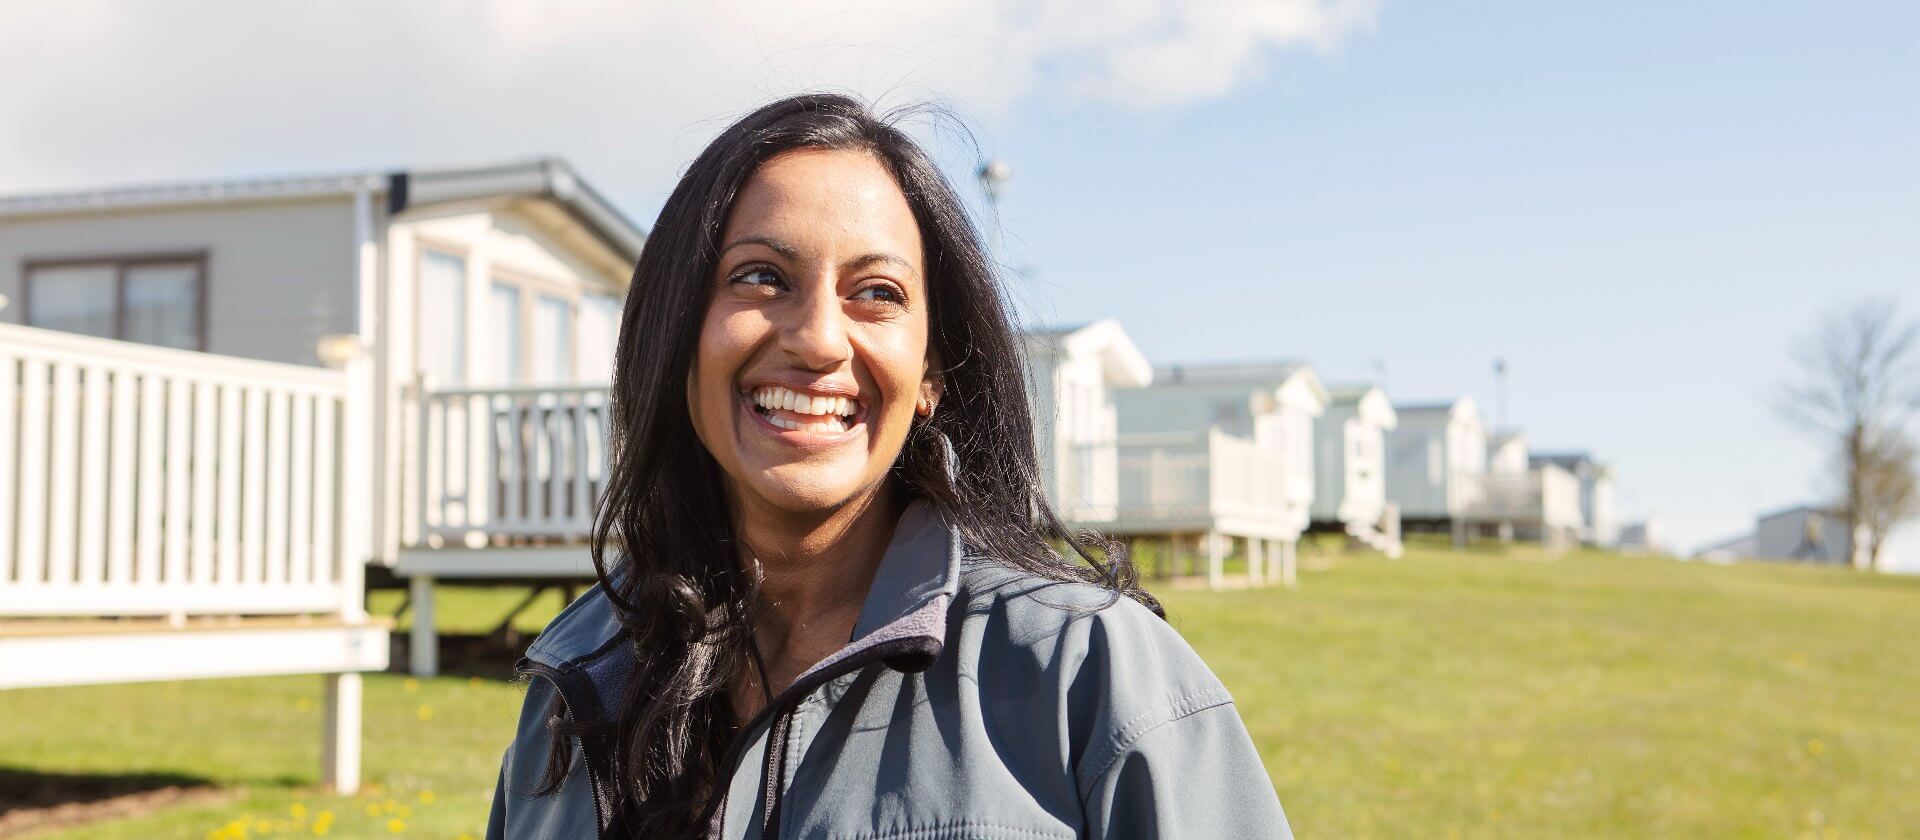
486, 94, 1290, 839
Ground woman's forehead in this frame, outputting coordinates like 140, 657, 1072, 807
725, 149, 923, 267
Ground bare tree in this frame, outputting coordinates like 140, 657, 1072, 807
1777, 299, 1920, 571
1857, 427, 1920, 568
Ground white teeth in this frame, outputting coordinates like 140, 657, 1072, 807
749, 385, 860, 424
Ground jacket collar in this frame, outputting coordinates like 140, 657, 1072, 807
524, 497, 964, 679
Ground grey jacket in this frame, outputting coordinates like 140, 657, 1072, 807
487, 502, 1291, 839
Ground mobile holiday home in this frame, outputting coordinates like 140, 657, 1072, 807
1109, 361, 1328, 588
0, 159, 646, 678
1530, 451, 1619, 547
1021, 321, 1153, 525
1469, 429, 1584, 550
1310, 384, 1402, 557
1385, 398, 1487, 541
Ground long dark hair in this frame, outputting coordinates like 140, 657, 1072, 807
554, 93, 1159, 836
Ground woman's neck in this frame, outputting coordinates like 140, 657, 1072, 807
732, 484, 904, 695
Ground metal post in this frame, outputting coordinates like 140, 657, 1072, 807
322, 672, 362, 794
1206, 531, 1225, 590
409, 574, 437, 677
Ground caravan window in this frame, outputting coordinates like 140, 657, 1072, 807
24, 253, 204, 350
532, 293, 573, 383
417, 250, 468, 385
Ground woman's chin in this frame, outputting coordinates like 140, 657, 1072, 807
744, 466, 887, 516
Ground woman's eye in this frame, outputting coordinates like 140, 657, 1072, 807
731, 266, 783, 289
853, 284, 903, 304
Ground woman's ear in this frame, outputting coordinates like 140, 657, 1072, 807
916, 369, 944, 418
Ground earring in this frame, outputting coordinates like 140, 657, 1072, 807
917, 397, 937, 417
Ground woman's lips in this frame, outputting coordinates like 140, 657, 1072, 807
741, 385, 866, 439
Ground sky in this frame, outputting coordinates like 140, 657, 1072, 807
3, 1, 1916, 564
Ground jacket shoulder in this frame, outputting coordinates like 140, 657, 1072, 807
525, 581, 625, 669
952, 560, 1240, 790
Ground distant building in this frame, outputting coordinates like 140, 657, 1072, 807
1752, 505, 1854, 566
1530, 451, 1620, 547
1693, 531, 1756, 563
1618, 517, 1666, 555
1386, 398, 1488, 531
1020, 321, 1153, 525
1312, 384, 1402, 556
1108, 360, 1330, 587
1487, 430, 1530, 476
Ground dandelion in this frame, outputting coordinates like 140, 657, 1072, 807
290, 803, 308, 820
383, 799, 400, 814
365, 803, 383, 817
388, 817, 407, 833
469, 677, 483, 689
404, 678, 420, 694
418, 704, 434, 721
295, 697, 313, 712
418, 790, 437, 805
1807, 739, 1826, 756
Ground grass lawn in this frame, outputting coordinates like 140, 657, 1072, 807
4, 542, 1918, 838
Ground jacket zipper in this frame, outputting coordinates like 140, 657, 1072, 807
709, 633, 940, 838
759, 703, 795, 837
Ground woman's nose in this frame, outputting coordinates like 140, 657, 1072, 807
778, 285, 851, 370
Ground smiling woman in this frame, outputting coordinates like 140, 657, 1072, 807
485, 94, 1291, 839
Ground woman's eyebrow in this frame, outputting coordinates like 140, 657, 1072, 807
719, 235, 799, 260
842, 252, 916, 275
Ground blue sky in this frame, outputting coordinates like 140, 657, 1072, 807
3, 1, 1915, 561
967, 2, 1920, 559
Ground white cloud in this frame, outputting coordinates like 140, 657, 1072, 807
0, 0, 1376, 207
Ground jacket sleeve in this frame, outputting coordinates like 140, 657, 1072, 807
485, 751, 509, 840
1080, 700, 1293, 839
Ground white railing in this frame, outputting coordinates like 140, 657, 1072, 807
409, 384, 611, 546
1108, 430, 1289, 529
0, 322, 365, 618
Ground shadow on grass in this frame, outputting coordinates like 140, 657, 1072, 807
0, 766, 227, 835
389, 632, 537, 681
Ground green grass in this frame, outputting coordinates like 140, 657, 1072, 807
4, 545, 1919, 838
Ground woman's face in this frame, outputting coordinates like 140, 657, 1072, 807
689, 148, 938, 518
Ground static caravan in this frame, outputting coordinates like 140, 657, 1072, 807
1385, 398, 1487, 533
1110, 361, 1328, 587
0, 159, 647, 676
1487, 431, 1530, 475
1020, 321, 1152, 525
1463, 429, 1583, 549
1531, 452, 1619, 547
1310, 384, 1401, 556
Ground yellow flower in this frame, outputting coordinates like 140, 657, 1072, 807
290, 803, 308, 820
418, 790, 437, 805
417, 704, 434, 721
1807, 738, 1826, 756
469, 677, 483, 689
387, 817, 407, 833
295, 697, 313, 712
364, 803, 383, 817
404, 678, 420, 694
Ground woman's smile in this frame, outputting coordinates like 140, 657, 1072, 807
740, 383, 867, 442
